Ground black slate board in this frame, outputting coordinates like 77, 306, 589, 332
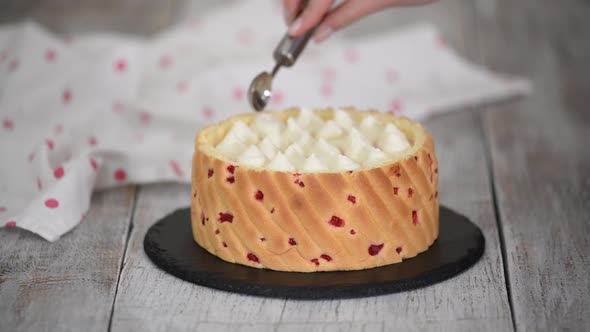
144, 206, 485, 300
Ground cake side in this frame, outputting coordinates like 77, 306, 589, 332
191, 108, 439, 272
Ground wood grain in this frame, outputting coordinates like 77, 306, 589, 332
475, 0, 590, 330
0, 187, 136, 331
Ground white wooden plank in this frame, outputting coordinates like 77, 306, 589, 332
0, 187, 136, 331
109, 184, 286, 332
476, 0, 590, 330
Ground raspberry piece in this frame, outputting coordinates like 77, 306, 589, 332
347, 195, 356, 204
255, 190, 264, 201
226, 176, 235, 184
412, 210, 419, 225
208, 169, 214, 178
288, 238, 297, 246
328, 215, 345, 227
227, 165, 236, 174
218, 212, 234, 223
396, 246, 403, 254
408, 187, 414, 198
222, 242, 228, 248
310, 258, 320, 266
215, 229, 220, 235
368, 243, 384, 256
393, 187, 399, 195
247, 253, 260, 264
350, 229, 356, 235
320, 254, 332, 262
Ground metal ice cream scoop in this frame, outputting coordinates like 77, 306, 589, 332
248, 26, 317, 111
249, 0, 333, 111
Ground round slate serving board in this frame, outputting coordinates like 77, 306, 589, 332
144, 206, 484, 300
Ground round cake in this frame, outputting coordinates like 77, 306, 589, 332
191, 107, 439, 272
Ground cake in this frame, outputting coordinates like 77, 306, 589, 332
191, 107, 439, 272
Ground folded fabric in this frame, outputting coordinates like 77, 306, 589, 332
0, 0, 530, 241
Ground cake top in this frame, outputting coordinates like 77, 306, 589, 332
199, 108, 419, 173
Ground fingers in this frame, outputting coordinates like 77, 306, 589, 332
288, 0, 335, 37
314, 0, 437, 43
283, 0, 303, 24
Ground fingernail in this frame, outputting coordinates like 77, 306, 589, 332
314, 26, 333, 43
289, 17, 303, 35
283, 7, 291, 25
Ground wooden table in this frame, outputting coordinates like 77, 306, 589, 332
1, 0, 588, 331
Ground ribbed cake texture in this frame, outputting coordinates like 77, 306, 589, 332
191, 107, 439, 272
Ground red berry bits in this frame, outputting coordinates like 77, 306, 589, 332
207, 169, 214, 178
408, 187, 414, 198
46, 139, 55, 151
44, 198, 59, 209
226, 176, 235, 184
350, 229, 356, 235
293, 173, 305, 187
288, 238, 297, 246
368, 243, 384, 256
412, 210, 419, 225
247, 253, 260, 264
310, 258, 320, 266
328, 215, 345, 227
53, 166, 64, 179
201, 211, 205, 225
90, 158, 98, 170
391, 166, 401, 177
227, 165, 236, 174
222, 241, 228, 248
320, 254, 332, 262
259, 237, 266, 242
393, 187, 399, 195
5, 221, 16, 228
215, 229, 220, 235
396, 246, 403, 254
218, 212, 234, 223
255, 190, 264, 201
62, 89, 72, 104
347, 195, 356, 204
270, 208, 275, 214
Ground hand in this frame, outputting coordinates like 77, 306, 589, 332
283, 0, 437, 42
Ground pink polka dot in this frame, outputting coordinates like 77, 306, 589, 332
2, 118, 14, 130
159, 55, 172, 69
54, 124, 63, 135
0, 207, 7, 213
139, 112, 151, 124
385, 69, 399, 84
8, 59, 19, 72
321, 67, 337, 81
344, 48, 359, 63
5, 221, 16, 228
46, 139, 55, 151
232, 87, 245, 101
176, 81, 188, 93
436, 36, 447, 48
112, 102, 124, 113
90, 158, 98, 170
45, 198, 59, 209
114, 59, 127, 72
54, 166, 64, 179
169, 160, 183, 177
88, 136, 97, 146
270, 91, 284, 105
37, 177, 43, 190
202, 107, 215, 119
45, 49, 57, 62
114, 169, 127, 182
62, 89, 72, 104
237, 28, 254, 45
320, 84, 333, 97
389, 99, 403, 115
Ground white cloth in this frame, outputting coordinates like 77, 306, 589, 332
0, 0, 530, 241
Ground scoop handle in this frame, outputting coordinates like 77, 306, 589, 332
273, 26, 317, 67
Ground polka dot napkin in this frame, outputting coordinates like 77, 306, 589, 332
0, 0, 530, 241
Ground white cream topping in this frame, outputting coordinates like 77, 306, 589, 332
213, 109, 411, 172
